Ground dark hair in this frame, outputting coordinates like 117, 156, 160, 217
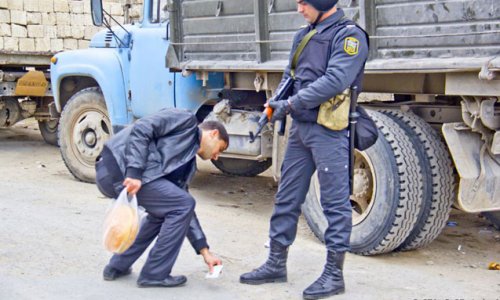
199, 120, 229, 148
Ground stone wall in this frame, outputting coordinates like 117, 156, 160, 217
0, 0, 144, 53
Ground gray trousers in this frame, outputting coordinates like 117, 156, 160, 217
96, 155, 195, 280
270, 121, 352, 252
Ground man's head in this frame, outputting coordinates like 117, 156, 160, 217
297, 0, 338, 24
197, 120, 229, 161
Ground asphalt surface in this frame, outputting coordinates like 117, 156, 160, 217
1, 119, 499, 300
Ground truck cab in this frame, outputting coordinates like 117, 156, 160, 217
50, 0, 224, 182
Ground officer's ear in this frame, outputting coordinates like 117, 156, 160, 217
209, 129, 220, 139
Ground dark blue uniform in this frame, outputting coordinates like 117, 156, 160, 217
270, 9, 369, 252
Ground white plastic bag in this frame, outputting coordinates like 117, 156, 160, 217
103, 189, 141, 254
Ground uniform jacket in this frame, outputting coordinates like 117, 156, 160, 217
282, 9, 369, 122
104, 108, 208, 253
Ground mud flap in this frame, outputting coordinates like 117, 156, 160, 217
442, 123, 500, 212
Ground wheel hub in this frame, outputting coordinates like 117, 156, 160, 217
353, 169, 370, 199
84, 130, 97, 147
72, 110, 110, 165
46, 119, 59, 132
350, 151, 376, 225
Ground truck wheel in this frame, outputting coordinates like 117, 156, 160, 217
381, 110, 455, 251
483, 211, 500, 230
58, 87, 111, 183
38, 119, 59, 146
211, 157, 272, 177
302, 110, 422, 255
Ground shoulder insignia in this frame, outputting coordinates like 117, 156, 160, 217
344, 37, 359, 55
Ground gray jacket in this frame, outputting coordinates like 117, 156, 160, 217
104, 108, 208, 253
106, 108, 200, 186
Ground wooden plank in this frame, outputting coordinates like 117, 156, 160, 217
182, 15, 255, 35
376, 21, 500, 36
177, 57, 496, 73
182, 0, 253, 18
270, 52, 291, 61
269, 32, 294, 51
376, 31, 500, 48
269, 0, 296, 13
184, 52, 257, 61
377, 46, 499, 59
268, 11, 304, 32
376, 0, 499, 26
182, 34, 256, 53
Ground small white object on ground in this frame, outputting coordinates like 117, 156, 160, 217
206, 264, 224, 279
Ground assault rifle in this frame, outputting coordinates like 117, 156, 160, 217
249, 77, 294, 143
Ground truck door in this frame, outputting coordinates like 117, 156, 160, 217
129, 0, 173, 118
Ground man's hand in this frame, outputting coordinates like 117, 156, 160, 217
200, 248, 222, 272
122, 177, 142, 195
268, 99, 291, 122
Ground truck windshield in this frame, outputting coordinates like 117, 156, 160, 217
151, 0, 169, 23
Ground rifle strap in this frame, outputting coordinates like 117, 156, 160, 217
290, 29, 317, 79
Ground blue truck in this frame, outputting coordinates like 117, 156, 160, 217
50, 0, 500, 254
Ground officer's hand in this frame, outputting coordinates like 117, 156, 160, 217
268, 100, 291, 122
200, 248, 222, 272
123, 177, 142, 195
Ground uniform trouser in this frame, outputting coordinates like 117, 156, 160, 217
96, 154, 195, 280
269, 121, 352, 252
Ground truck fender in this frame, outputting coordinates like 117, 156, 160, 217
50, 49, 130, 126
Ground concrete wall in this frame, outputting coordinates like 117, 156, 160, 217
0, 0, 143, 53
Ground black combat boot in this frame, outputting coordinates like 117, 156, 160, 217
239, 240, 288, 285
303, 251, 345, 299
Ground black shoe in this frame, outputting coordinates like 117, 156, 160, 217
240, 240, 288, 285
303, 251, 346, 300
137, 275, 187, 288
103, 265, 132, 281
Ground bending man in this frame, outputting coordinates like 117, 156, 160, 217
96, 108, 229, 288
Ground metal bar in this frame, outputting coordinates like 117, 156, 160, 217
359, 0, 377, 60
254, 0, 270, 63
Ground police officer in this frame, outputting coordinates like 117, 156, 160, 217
240, 1, 368, 299
96, 108, 229, 287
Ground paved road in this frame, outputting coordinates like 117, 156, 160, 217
1, 120, 499, 300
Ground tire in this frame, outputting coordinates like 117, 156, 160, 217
58, 87, 111, 183
380, 110, 455, 251
483, 211, 500, 230
211, 157, 272, 177
38, 119, 59, 146
302, 110, 423, 255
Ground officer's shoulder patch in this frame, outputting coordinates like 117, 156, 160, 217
344, 37, 359, 55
